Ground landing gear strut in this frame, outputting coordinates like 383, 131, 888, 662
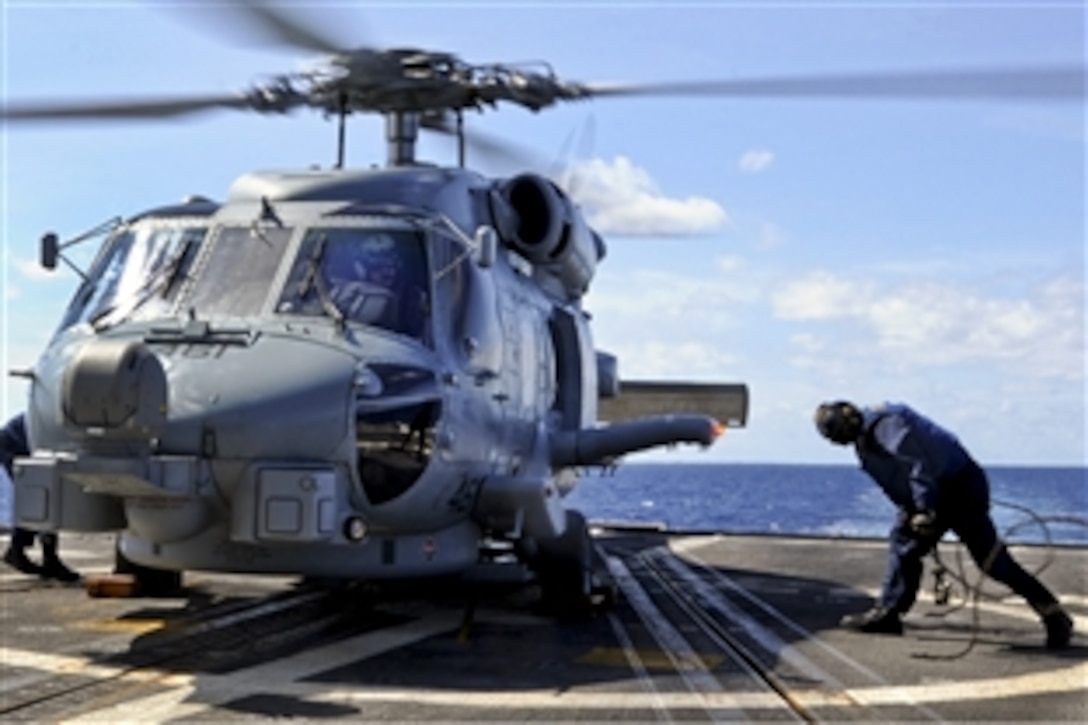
530, 510, 597, 619
114, 541, 183, 596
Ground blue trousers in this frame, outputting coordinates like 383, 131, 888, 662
879, 460, 1058, 614
8, 527, 59, 555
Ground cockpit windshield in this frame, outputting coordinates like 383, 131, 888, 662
60, 223, 207, 330
57, 221, 433, 342
186, 226, 294, 318
277, 228, 429, 341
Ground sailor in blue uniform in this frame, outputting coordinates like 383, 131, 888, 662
814, 400, 1073, 648
1, 413, 80, 582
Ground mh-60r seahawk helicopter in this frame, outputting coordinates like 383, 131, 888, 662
3, 4, 1081, 613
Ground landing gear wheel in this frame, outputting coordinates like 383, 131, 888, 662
532, 510, 595, 619
114, 542, 183, 596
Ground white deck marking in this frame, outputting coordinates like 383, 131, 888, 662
670, 534, 1088, 617
2, 611, 1084, 722
313, 687, 824, 711
312, 660, 1088, 711
55, 611, 464, 723
848, 584, 1088, 627
43, 661, 1088, 721
849, 661, 1088, 705
604, 610, 672, 723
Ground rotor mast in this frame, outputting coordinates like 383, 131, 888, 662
385, 111, 421, 167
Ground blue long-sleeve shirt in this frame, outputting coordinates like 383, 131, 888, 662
0, 413, 28, 476
855, 403, 971, 513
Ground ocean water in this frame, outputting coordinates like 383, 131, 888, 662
565, 464, 1088, 546
3, 464, 1086, 545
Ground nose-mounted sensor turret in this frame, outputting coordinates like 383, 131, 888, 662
62, 339, 168, 445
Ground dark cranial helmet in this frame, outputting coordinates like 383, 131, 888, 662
361, 234, 400, 284
814, 401, 863, 445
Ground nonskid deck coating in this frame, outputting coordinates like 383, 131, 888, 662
0, 529, 1084, 722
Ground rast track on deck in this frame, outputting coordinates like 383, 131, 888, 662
1, 530, 1084, 722
2, 551, 822, 721
0, 538, 840, 722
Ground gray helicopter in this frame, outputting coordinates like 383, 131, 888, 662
3, 3, 1081, 613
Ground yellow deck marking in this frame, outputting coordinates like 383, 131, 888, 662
578, 645, 723, 671
0, 649, 128, 682
70, 619, 167, 635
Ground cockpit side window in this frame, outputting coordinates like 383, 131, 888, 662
59, 224, 207, 330
276, 228, 430, 341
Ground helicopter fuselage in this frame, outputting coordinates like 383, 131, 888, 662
12, 164, 733, 581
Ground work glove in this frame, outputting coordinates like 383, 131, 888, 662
909, 510, 939, 540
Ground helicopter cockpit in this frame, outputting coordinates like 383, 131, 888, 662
277, 227, 429, 340
59, 217, 432, 345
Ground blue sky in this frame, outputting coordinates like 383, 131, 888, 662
1, 1, 1084, 465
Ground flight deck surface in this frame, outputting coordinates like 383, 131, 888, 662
1, 528, 1084, 722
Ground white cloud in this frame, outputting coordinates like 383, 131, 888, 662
586, 267, 754, 382
771, 270, 875, 320
589, 268, 753, 322
772, 271, 1085, 380
600, 339, 740, 381
11, 255, 59, 283
716, 255, 744, 272
584, 259, 1082, 463
738, 149, 775, 173
566, 156, 728, 236
789, 332, 825, 354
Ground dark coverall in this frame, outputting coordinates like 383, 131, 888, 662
1, 413, 77, 579
856, 403, 1060, 615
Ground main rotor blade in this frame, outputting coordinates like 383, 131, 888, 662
162, 0, 360, 57
227, 0, 355, 55
0, 94, 256, 122
420, 112, 544, 171
584, 65, 1085, 102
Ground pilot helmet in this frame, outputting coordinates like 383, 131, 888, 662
324, 237, 367, 280
361, 234, 400, 286
814, 400, 863, 445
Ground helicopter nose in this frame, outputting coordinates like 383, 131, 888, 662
62, 338, 168, 442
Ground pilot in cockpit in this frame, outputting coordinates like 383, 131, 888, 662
324, 233, 402, 328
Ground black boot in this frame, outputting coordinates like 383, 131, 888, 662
1041, 606, 1073, 649
3, 546, 43, 576
40, 557, 80, 582
840, 606, 903, 635
39, 533, 80, 583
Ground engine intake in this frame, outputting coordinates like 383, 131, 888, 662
493, 174, 603, 300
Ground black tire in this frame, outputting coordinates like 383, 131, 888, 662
531, 509, 594, 619
114, 540, 183, 595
